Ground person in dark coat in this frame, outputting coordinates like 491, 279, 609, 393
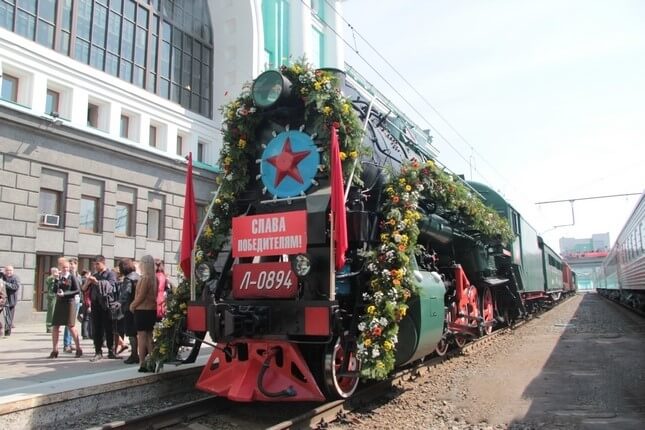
49, 258, 82, 358
2, 265, 21, 336
117, 258, 140, 364
82, 255, 118, 361
0, 277, 6, 337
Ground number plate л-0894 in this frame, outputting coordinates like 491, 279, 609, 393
232, 262, 298, 299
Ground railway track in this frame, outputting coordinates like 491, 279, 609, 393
102, 296, 575, 430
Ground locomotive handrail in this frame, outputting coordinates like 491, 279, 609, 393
345, 95, 376, 201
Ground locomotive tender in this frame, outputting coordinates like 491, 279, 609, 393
182, 63, 576, 402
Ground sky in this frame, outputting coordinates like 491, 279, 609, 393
339, 0, 645, 252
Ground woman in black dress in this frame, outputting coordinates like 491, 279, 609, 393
49, 258, 82, 358
118, 258, 140, 364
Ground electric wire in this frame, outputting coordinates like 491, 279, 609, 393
304, 0, 559, 229
319, 0, 515, 191
301, 1, 477, 174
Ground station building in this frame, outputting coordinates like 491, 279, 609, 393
0, 0, 437, 324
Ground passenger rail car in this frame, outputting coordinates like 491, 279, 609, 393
182, 64, 576, 402
467, 182, 570, 313
598, 193, 645, 311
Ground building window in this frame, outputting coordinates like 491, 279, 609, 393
38, 188, 62, 227
311, 28, 324, 68
147, 208, 162, 240
80, 196, 100, 232
149, 125, 157, 147
87, 103, 99, 127
115, 203, 133, 236
46, 89, 60, 115
262, 0, 290, 68
197, 141, 204, 162
80, 177, 103, 233
116, 184, 136, 237
1, 0, 213, 117
147, 192, 164, 240
310, 0, 324, 18
1, 74, 18, 102
176, 135, 183, 156
120, 115, 130, 138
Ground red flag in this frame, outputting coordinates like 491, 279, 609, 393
330, 124, 348, 270
180, 153, 197, 278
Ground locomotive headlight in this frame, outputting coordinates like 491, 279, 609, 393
252, 70, 293, 108
291, 253, 312, 277
196, 262, 216, 282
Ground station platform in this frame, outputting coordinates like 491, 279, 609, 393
0, 322, 212, 418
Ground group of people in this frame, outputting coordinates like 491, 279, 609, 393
45, 255, 170, 372
0, 265, 21, 337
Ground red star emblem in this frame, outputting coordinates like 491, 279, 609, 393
266, 137, 311, 186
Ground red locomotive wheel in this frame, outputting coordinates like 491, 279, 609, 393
323, 336, 360, 399
481, 287, 494, 335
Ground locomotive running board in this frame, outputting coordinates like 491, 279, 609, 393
195, 340, 326, 402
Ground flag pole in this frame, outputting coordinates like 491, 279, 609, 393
190, 186, 221, 301
329, 209, 335, 302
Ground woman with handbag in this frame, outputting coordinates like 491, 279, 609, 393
49, 258, 82, 358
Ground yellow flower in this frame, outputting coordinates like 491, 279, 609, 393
399, 178, 406, 185
238, 138, 247, 149
383, 340, 393, 351
313, 81, 322, 91
376, 360, 385, 369
203, 225, 213, 238
405, 185, 412, 192
367, 305, 376, 315
322, 106, 333, 116
292, 64, 302, 74
364, 338, 372, 347
349, 150, 358, 159
380, 233, 389, 242
399, 306, 407, 317
342, 103, 351, 114
339, 151, 347, 161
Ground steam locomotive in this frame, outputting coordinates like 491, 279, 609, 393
183, 63, 575, 402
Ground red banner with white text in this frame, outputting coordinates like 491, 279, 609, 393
232, 210, 307, 257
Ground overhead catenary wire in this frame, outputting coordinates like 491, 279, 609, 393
298, 0, 499, 184
304, 0, 563, 231
319, 0, 517, 192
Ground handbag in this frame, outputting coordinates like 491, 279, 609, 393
109, 301, 124, 320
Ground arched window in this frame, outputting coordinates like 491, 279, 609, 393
262, 0, 290, 69
0, 0, 213, 118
